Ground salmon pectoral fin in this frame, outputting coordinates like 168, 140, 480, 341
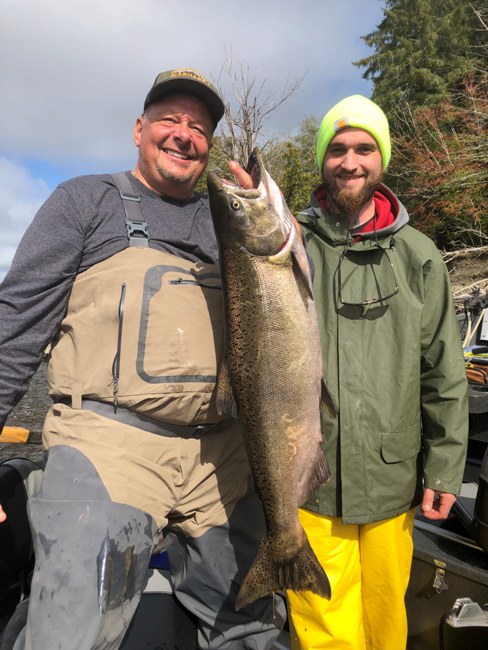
235, 536, 331, 611
320, 378, 336, 420
216, 359, 238, 419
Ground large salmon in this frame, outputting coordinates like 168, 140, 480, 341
207, 150, 334, 610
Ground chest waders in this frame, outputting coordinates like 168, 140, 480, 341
17, 175, 286, 650
20, 176, 168, 650
47, 175, 226, 428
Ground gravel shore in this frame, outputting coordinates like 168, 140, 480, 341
0, 360, 50, 464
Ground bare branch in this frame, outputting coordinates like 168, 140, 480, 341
213, 46, 305, 167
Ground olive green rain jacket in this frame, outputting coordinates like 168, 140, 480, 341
298, 184, 469, 524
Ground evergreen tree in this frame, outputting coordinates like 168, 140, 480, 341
355, 0, 484, 115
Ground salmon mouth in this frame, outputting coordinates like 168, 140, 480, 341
247, 150, 262, 187
208, 149, 263, 199
207, 148, 295, 257
208, 172, 261, 201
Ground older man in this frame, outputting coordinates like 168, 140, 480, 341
0, 68, 285, 649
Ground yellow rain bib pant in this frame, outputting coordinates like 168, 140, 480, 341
287, 508, 415, 650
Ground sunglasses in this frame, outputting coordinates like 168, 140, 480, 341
337, 240, 399, 307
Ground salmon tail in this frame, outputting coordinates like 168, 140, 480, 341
235, 535, 331, 611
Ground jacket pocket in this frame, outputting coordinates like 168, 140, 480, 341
381, 425, 421, 463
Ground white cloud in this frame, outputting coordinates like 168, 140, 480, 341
0, 0, 385, 271
0, 0, 383, 171
0, 156, 50, 267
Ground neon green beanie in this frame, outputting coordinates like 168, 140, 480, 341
316, 95, 391, 172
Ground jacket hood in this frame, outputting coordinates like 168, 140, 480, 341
298, 183, 409, 247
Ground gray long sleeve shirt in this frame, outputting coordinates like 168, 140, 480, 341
0, 172, 219, 428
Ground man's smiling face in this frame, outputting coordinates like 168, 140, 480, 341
322, 127, 383, 218
133, 93, 214, 200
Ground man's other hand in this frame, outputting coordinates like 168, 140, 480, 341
228, 161, 253, 189
421, 488, 456, 520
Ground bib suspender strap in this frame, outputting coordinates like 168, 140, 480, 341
111, 172, 149, 248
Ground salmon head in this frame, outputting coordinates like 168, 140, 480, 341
207, 149, 312, 289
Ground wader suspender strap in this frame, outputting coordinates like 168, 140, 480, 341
111, 172, 149, 248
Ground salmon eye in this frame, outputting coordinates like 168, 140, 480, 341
231, 200, 240, 210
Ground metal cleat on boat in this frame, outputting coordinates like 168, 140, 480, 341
446, 597, 488, 628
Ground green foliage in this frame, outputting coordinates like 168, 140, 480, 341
387, 73, 488, 249
277, 143, 313, 213
272, 116, 322, 214
196, 135, 230, 195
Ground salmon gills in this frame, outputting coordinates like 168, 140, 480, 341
207, 150, 335, 610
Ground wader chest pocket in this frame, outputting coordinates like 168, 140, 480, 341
135, 264, 223, 385
47, 248, 225, 424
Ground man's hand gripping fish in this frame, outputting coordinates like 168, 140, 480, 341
207, 150, 335, 610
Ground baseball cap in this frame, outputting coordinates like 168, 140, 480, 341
143, 68, 225, 126
316, 95, 391, 171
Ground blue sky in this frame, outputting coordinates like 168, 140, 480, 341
0, 0, 385, 278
